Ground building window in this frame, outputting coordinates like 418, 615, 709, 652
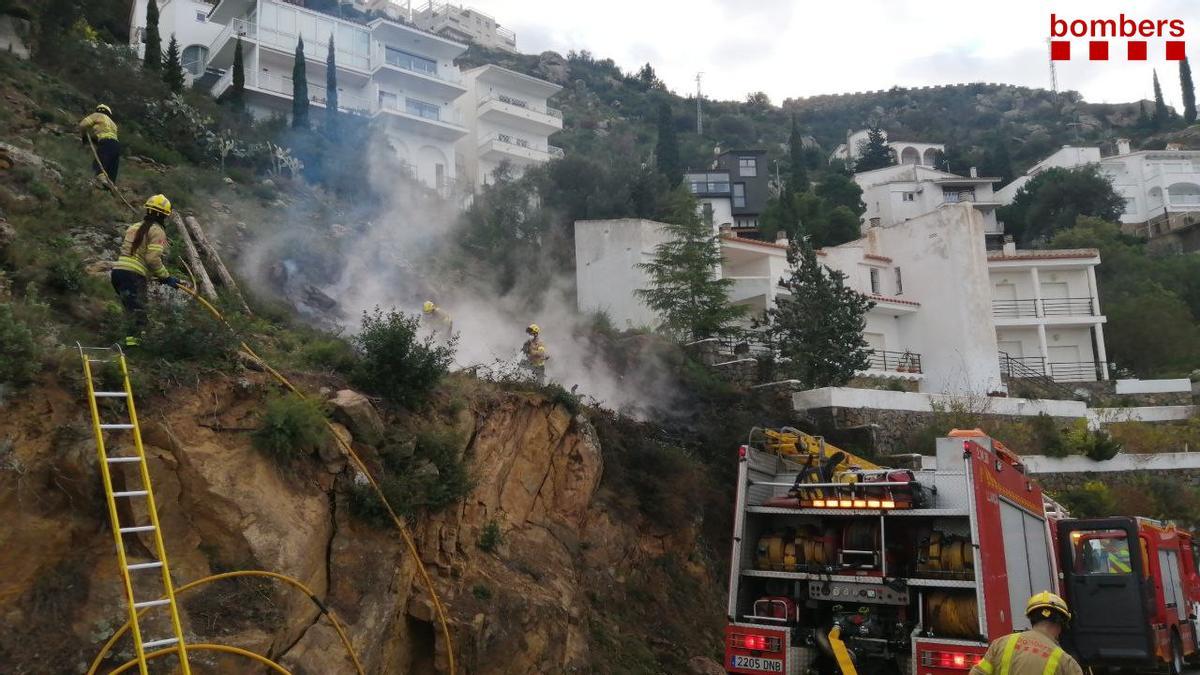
181, 45, 208, 76
732, 183, 746, 208
870, 267, 881, 294
687, 172, 730, 194
738, 156, 757, 176
902, 192, 915, 202
405, 97, 440, 120
195, 11, 207, 23
943, 187, 975, 203
386, 47, 437, 76
895, 267, 903, 295
378, 90, 399, 110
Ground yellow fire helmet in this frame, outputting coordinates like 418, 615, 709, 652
526, 323, 540, 336
96, 103, 113, 116
144, 194, 172, 216
423, 301, 436, 313
1025, 591, 1072, 623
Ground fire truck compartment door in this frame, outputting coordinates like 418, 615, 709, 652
1059, 518, 1155, 665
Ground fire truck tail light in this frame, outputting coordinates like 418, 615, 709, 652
867, 499, 881, 508
920, 650, 982, 669
813, 499, 826, 507
731, 633, 781, 652
839, 499, 853, 507
881, 500, 896, 509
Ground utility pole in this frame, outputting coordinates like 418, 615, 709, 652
1047, 38, 1059, 96
696, 72, 704, 135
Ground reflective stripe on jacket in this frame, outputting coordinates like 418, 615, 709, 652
79, 112, 119, 141
112, 223, 169, 279
971, 631, 1082, 675
523, 338, 548, 366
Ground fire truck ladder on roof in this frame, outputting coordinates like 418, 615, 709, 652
79, 345, 191, 675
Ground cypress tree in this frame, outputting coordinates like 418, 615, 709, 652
1181, 57, 1197, 124
1152, 69, 1169, 128
292, 36, 309, 129
854, 124, 895, 172
143, 0, 161, 72
325, 35, 339, 134
162, 34, 184, 93
1137, 100, 1152, 129
787, 115, 808, 193
231, 36, 246, 112
654, 100, 682, 187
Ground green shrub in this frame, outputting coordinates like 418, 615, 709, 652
0, 304, 41, 385
351, 308, 455, 408
348, 428, 472, 524
44, 238, 86, 295
1030, 413, 1067, 457
251, 394, 328, 462
1061, 420, 1123, 460
471, 584, 493, 601
1056, 480, 1116, 518
138, 302, 238, 364
300, 337, 357, 373
477, 519, 502, 553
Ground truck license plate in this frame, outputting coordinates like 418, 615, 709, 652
731, 655, 784, 672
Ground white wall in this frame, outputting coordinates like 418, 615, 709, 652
1023, 450, 1200, 474
1115, 379, 1193, 394
130, 0, 224, 67
575, 219, 672, 329
791, 387, 1089, 418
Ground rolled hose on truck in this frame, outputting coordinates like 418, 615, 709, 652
924, 591, 980, 639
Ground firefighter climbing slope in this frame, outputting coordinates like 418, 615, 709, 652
970, 592, 1083, 675
79, 103, 120, 185
110, 194, 187, 346
522, 323, 549, 384
422, 300, 454, 338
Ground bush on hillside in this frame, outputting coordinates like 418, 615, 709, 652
350, 307, 455, 408
0, 304, 42, 385
137, 302, 239, 366
251, 394, 328, 462
348, 428, 472, 524
1056, 480, 1115, 518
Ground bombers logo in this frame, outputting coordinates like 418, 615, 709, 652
1049, 13, 1187, 61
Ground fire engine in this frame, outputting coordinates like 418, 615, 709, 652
724, 427, 1200, 675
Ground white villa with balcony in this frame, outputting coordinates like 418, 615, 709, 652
831, 128, 945, 168
457, 65, 562, 187
854, 164, 1004, 246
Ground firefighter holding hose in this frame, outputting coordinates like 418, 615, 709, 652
971, 592, 1083, 675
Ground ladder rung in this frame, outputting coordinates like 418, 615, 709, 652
141, 637, 179, 649
100, 423, 134, 430
93, 391, 128, 398
106, 456, 142, 463
119, 525, 156, 534
114, 490, 148, 498
134, 599, 171, 609
127, 561, 163, 571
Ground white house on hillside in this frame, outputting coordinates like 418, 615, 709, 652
411, 1, 518, 53
854, 164, 1003, 244
457, 64, 563, 187
831, 128, 945, 168
129, 0, 225, 83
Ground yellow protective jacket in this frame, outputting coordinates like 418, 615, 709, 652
970, 629, 1083, 675
79, 112, 119, 141
113, 222, 170, 280
522, 337, 548, 367
426, 308, 453, 332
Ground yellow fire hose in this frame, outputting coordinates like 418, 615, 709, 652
828, 626, 859, 675
87, 570, 364, 675
106, 643, 290, 675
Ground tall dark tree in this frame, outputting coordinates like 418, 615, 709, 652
767, 237, 874, 388
636, 63, 660, 89
1152, 69, 1170, 128
786, 115, 808, 193
292, 37, 309, 129
1181, 57, 1197, 125
997, 166, 1125, 245
32, 0, 82, 63
636, 189, 745, 340
143, 0, 161, 72
162, 33, 184, 94
1137, 100, 1152, 129
654, 100, 682, 187
230, 36, 246, 112
815, 173, 865, 216
325, 35, 339, 134
854, 124, 894, 172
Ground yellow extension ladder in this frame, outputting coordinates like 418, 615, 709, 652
79, 345, 191, 675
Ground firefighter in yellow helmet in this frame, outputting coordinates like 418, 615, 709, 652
110, 195, 185, 346
521, 324, 549, 384
421, 300, 453, 336
970, 592, 1083, 675
79, 104, 121, 184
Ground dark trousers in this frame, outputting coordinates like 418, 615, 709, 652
93, 138, 120, 182
111, 268, 147, 334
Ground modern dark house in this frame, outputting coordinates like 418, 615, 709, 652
714, 149, 769, 234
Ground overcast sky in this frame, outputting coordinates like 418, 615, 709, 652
475, 0, 1197, 108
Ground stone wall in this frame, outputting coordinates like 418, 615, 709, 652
1035, 468, 1200, 497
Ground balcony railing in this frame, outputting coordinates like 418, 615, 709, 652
866, 349, 923, 374
254, 72, 370, 113
374, 95, 464, 125
1049, 361, 1108, 382
992, 297, 1096, 319
484, 133, 563, 158
998, 353, 1107, 383
479, 95, 562, 119
213, 18, 373, 72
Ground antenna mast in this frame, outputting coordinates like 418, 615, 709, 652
696, 72, 704, 135
1047, 38, 1059, 95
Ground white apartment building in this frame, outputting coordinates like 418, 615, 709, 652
997, 141, 1200, 251
854, 164, 1003, 242
830, 128, 945, 168
129, 0, 225, 82
411, 2, 517, 53
575, 205, 1111, 395
457, 65, 562, 187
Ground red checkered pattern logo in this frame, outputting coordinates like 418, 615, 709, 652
1050, 40, 1187, 61
1049, 14, 1187, 60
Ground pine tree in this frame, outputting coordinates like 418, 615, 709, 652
786, 115, 808, 193
292, 36, 309, 129
325, 35, 339, 134
767, 238, 874, 388
636, 189, 745, 340
854, 124, 894, 172
231, 36, 246, 112
1153, 69, 1169, 128
654, 100, 682, 187
162, 34, 184, 94
1181, 57, 1197, 124
143, 0, 161, 72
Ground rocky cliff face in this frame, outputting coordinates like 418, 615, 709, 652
0, 371, 723, 673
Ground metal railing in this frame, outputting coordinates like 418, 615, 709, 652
253, 72, 370, 113
998, 354, 1047, 378
992, 297, 1096, 318
1048, 361, 1107, 382
483, 133, 563, 158
866, 349, 922, 374
999, 353, 1106, 386
212, 18, 371, 71
374, 95, 464, 125
943, 190, 976, 203
478, 95, 562, 119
